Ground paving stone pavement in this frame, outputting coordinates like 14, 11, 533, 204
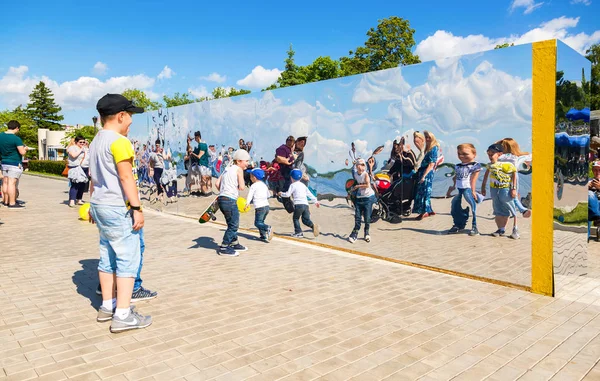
1, 174, 600, 381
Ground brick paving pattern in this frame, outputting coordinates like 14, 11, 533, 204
0, 174, 599, 380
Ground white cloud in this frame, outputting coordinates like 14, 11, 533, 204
571, 0, 591, 5
0, 66, 155, 110
415, 16, 600, 61
510, 0, 544, 14
352, 67, 410, 103
92, 61, 108, 75
236, 66, 282, 88
200, 72, 226, 83
157, 65, 175, 80
188, 86, 211, 99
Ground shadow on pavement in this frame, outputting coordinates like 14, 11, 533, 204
72, 259, 100, 309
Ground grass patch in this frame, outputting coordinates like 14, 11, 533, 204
553, 202, 588, 225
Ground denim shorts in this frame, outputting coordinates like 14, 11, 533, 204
491, 187, 517, 217
2, 164, 23, 179
90, 203, 141, 278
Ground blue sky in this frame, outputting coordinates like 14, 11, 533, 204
0, 0, 598, 125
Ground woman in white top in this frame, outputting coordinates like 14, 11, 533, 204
67, 136, 89, 207
348, 158, 376, 243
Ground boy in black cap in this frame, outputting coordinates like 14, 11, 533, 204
481, 143, 519, 239
89, 94, 152, 333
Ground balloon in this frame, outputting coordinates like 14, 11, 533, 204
78, 203, 91, 220
237, 197, 251, 213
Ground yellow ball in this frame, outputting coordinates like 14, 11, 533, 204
237, 197, 251, 213
78, 203, 91, 220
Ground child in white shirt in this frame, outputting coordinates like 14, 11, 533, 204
278, 169, 320, 238
245, 169, 273, 242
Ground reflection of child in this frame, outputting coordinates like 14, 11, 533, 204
497, 138, 532, 219
245, 169, 273, 242
266, 160, 284, 197
447, 144, 482, 236
481, 144, 519, 239
215, 149, 250, 256
348, 159, 376, 243
278, 169, 320, 238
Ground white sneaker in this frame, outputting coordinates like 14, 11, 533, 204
291, 232, 304, 238
365, 235, 371, 243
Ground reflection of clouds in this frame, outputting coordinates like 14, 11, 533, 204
352, 68, 411, 104
402, 60, 532, 134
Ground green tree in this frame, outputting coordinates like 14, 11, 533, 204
163, 92, 197, 108
494, 43, 515, 49
556, 70, 586, 120
212, 87, 251, 99
26, 81, 64, 131
62, 125, 98, 146
586, 43, 600, 110
301, 56, 341, 83
121, 88, 162, 111
0, 106, 39, 158
278, 44, 306, 88
341, 16, 420, 76
262, 83, 279, 92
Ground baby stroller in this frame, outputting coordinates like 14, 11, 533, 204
370, 172, 416, 223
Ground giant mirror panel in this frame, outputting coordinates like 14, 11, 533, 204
125, 43, 550, 288
553, 41, 590, 292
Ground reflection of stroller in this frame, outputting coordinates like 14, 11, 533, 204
371, 173, 415, 223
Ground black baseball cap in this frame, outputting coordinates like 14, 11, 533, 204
487, 143, 504, 153
96, 94, 144, 116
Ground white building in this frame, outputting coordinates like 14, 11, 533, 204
38, 128, 67, 160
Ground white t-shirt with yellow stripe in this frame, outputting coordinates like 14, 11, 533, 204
89, 129, 137, 206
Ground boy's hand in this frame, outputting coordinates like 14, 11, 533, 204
315, 202, 320, 208
446, 185, 455, 197
481, 188, 486, 197
132, 210, 144, 231
277, 191, 282, 196
510, 189, 517, 199
88, 211, 95, 224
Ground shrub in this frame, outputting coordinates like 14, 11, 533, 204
28, 160, 67, 176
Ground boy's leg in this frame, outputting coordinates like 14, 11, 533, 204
292, 206, 304, 234
218, 198, 237, 246
363, 196, 376, 236
255, 207, 267, 237
463, 189, 478, 228
352, 199, 363, 235
134, 228, 145, 291
450, 193, 466, 229
301, 205, 314, 229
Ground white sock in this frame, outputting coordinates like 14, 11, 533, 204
115, 307, 131, 320
102, 299, 116, 310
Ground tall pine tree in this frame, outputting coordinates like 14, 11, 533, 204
26, 81, 64, 130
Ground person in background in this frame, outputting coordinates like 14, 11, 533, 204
67, 136, 89, 207
0, 120, 29, 209
412, 130, 440, 220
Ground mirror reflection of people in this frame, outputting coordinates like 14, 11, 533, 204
588, 161, 600, 222
496, 138, 532, 219
149, 140, 166, 203
278, 169, 320, 239
481, 144, 519, 239
412, 131, 440, 220
275, 135, 295, 192
191, 131, 212, 196
447, 143, 482, 236
293, 136, 309, 185
348, 158, 376, 244
0, 120, 28, 209
413, 131, 425, 170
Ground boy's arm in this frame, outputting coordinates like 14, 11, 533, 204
279, 183, 292, 198
510, 171, 517, 198
116, 159, 144, 231
88, 178, 95, 223
237, 167, 245, 191
470, 171, 480, 195
215, 175, 221, 191
246, 186, 255, 208
480, 168, 489, 196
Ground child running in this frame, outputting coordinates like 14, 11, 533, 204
348, 158, 376, 243
245, 168, 273, 242
447, 144, 482, 236
215, 149, 250, 256
481, 143, 519, 239
278, 169, 320, 238
497, 138, 532, 221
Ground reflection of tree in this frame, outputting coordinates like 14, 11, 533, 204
556, 70, 588, 121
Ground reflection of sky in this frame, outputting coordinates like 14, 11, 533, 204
557, 41, 591, 83
127, 43, 536, 186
